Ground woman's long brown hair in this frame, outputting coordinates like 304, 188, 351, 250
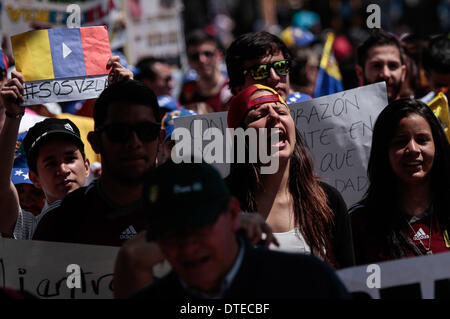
227, 129, 338, 267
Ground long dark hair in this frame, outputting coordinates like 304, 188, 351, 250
227, 128, 337, 267
361, 98, 450, 258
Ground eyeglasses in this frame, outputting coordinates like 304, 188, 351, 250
188, 50, 215, 62
96, 122, 160, 143
243, 60, 291, 81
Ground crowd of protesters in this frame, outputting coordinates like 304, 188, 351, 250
0, 4, 449, 299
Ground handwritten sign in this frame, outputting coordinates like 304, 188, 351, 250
337, 252, 450, 299
20, 75, 109, 106
289, 82, 388, 206
174, 83, 388, 207
0, 238, 170, 299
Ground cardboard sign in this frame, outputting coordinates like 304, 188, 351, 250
174, 83, 388, 207
337, 252, 450, 299
11, 26, 111, 105
0, 238, 170, 299
289, 82, 388, 206
125, 0, 185, 65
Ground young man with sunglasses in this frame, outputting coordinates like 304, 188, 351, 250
31, 80, 163, 246
179, 30, 232, 113
226, 31, 293, 102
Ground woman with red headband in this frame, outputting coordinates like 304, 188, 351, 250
226, 84, 355, 269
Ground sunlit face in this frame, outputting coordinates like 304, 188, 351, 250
158, 207, 239, 294
187, 42, 221, 79
244, 90, 296, 162
358, 45, 406, 102
31, 139, 89, 204
145, 62, 173, 96
241, 51, 290, 101
388, 114, 435, 186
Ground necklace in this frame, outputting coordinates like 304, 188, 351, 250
405, 211, 433, 255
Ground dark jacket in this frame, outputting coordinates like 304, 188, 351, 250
133, 235, 350, 299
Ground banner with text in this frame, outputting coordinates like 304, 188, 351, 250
0, 238, 171, 299
337, 252, 450, 299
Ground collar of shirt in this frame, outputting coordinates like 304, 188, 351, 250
179, 236, 245, 299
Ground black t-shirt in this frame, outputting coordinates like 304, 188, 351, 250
32, 181, 147, 246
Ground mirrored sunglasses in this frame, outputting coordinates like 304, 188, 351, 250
244, 59, 291, 81
97, 122, 160, 143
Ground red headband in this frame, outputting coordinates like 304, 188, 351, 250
227, 85, 287, 128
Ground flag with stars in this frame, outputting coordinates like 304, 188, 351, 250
11, 26, 111, 82
11, 131, 32, 185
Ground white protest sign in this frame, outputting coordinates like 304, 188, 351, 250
125, 0, 185, 65
174, 83, 388, 207
0, 238, 171, 299
289, 82, 388, 206
174, 111, 230, 177
21, 75, 109, 106
337, 252, 450, 299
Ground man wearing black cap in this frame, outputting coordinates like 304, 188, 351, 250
133, 160, 350, 299
0, 72, 90, 239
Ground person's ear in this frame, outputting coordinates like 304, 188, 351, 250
87, 131, 101, 154
228, 197, 242, 232
29, 170, 42, 190
84, 157, 90, 179
400, 64, 406, 83
355, 65, 364, 86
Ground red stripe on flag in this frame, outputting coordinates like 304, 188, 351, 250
80, 26, 111, 76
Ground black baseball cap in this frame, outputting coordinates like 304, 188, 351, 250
144, 160, 231, 241
23, 118, 84, 171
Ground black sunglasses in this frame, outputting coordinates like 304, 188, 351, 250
188, 50, 215, 62
243, 59, 291, 81
96, 122, 160, 143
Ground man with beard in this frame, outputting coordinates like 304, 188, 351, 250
32, 80, 163, 246
356, 29, 406, 103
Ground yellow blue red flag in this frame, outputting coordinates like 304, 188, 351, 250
12, 26, 111, 82
313, 32, 344, 98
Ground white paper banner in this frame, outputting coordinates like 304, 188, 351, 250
0, 238, 170, 299
337, 252, 450, 299
20, 75, 109, 106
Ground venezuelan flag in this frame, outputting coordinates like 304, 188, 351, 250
11, 26, 111, 82
428, 92, 450, 142
313, 32, 344, 98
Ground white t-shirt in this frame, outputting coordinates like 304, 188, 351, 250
270, 228, 312, 254
13, 200, 61, 240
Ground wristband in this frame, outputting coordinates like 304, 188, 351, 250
5, 110, 24, 119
